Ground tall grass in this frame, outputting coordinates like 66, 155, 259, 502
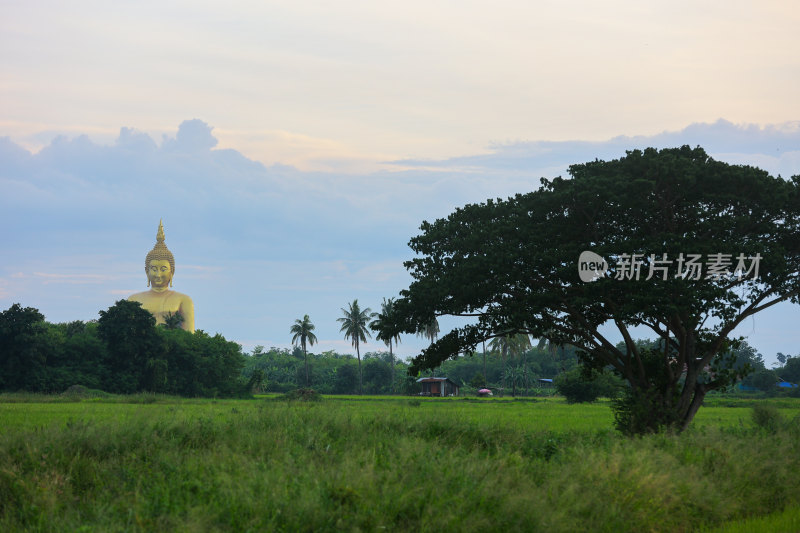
1, 396, 799, 531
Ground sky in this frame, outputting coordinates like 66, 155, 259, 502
1, 1, 799, 366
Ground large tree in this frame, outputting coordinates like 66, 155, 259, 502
338, 300, 373, 395
0, 304, 49, 391
97, 300, 165, 393
392, 146, 800, 433
290, 314, 318, 387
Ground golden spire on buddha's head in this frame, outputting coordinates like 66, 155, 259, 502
145, 220, 175, 285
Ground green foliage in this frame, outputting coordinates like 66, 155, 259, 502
470, 372, 486, 389
338, 299, 373, 395
0, 304, 49, 391
613, 387, 681, 436
290, 314, 318, 387
779, 357, 800, 384
391, 146, 800, 433
362, 356, 392, 394
611, 347, 682, 434
60, 385, 110, 400
281, 388, 323, 401
416, 316, 440, 343
98, 299, 164, 393
334, 361, 361, 394
751, 403, 784, 432
555, 367, 622, 403
162, 310, 185, 330
370, 298, 401, 393
158, 328, 247, 397
748, 369, 779, 392
0, 302, 246, 398
702, 505, 800, 533
243, 345, 580, 397
370, 297, 401, 349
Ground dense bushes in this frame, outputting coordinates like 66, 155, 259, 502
554, 367, 622, 403
0, 302, 247, 397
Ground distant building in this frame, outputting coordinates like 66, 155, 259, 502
417, 377, 459, 397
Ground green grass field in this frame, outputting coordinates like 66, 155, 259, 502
1, 393, 799, 532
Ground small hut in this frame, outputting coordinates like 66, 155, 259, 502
417, 377, 459, 397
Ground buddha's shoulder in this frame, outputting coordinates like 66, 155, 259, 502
172, 291, 193, 304
128, 291, 149, 302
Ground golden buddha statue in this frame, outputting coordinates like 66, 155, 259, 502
129, 221, 195, 332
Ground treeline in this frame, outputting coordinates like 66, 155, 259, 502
0, 302, 247, 397
241, 342, 582, 395
6, 298, 793, 399
739, 348, 800, 393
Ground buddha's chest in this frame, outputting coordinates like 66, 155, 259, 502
146, 293, 182, 322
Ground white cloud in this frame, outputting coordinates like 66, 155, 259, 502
33, 272, 114, 285
3, 1, 799, 168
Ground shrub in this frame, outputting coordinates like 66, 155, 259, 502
613, 387, 680, 435
281, 388, 323, 402
554, 367, 622, 403
749, 369, 779, 392
61, 385, 110, 400
752, 404, 784, 432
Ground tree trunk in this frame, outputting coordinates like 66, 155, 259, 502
390, 341, 395, 394
482, 341, 487, 388
357, 343, 363, 395
620, 374, 709, 434
501, 349, 507, 395
303, 342, 309, 388
679, 384, 707, 432
522, 349, 527, 396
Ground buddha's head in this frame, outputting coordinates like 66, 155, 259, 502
145, 220, 175, 289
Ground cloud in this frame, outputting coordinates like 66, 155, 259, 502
32, 272, 114, 284
390, 119, 800, 179
162, 119, 219, 153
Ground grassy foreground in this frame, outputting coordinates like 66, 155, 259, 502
1, 394, 799, 532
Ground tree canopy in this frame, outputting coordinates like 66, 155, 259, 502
391, 146, 800, 432
0, 301, 247, 397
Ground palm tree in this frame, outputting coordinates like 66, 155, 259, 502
536, 334, 570, 373
338, 300, 373, 395
489, 333, 531, 396
290, 314, 318, 387
416, 317, 440, 344
504, 365, 525, 397
370, 298, 401, 393
163, 311, 184, 330
510, 334, 532, 395
488, 336, 510, 394
416, 316, 441, 375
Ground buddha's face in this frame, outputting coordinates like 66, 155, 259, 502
147, 259, 173, 290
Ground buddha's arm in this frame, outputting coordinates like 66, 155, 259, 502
180, 295, 195, 333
